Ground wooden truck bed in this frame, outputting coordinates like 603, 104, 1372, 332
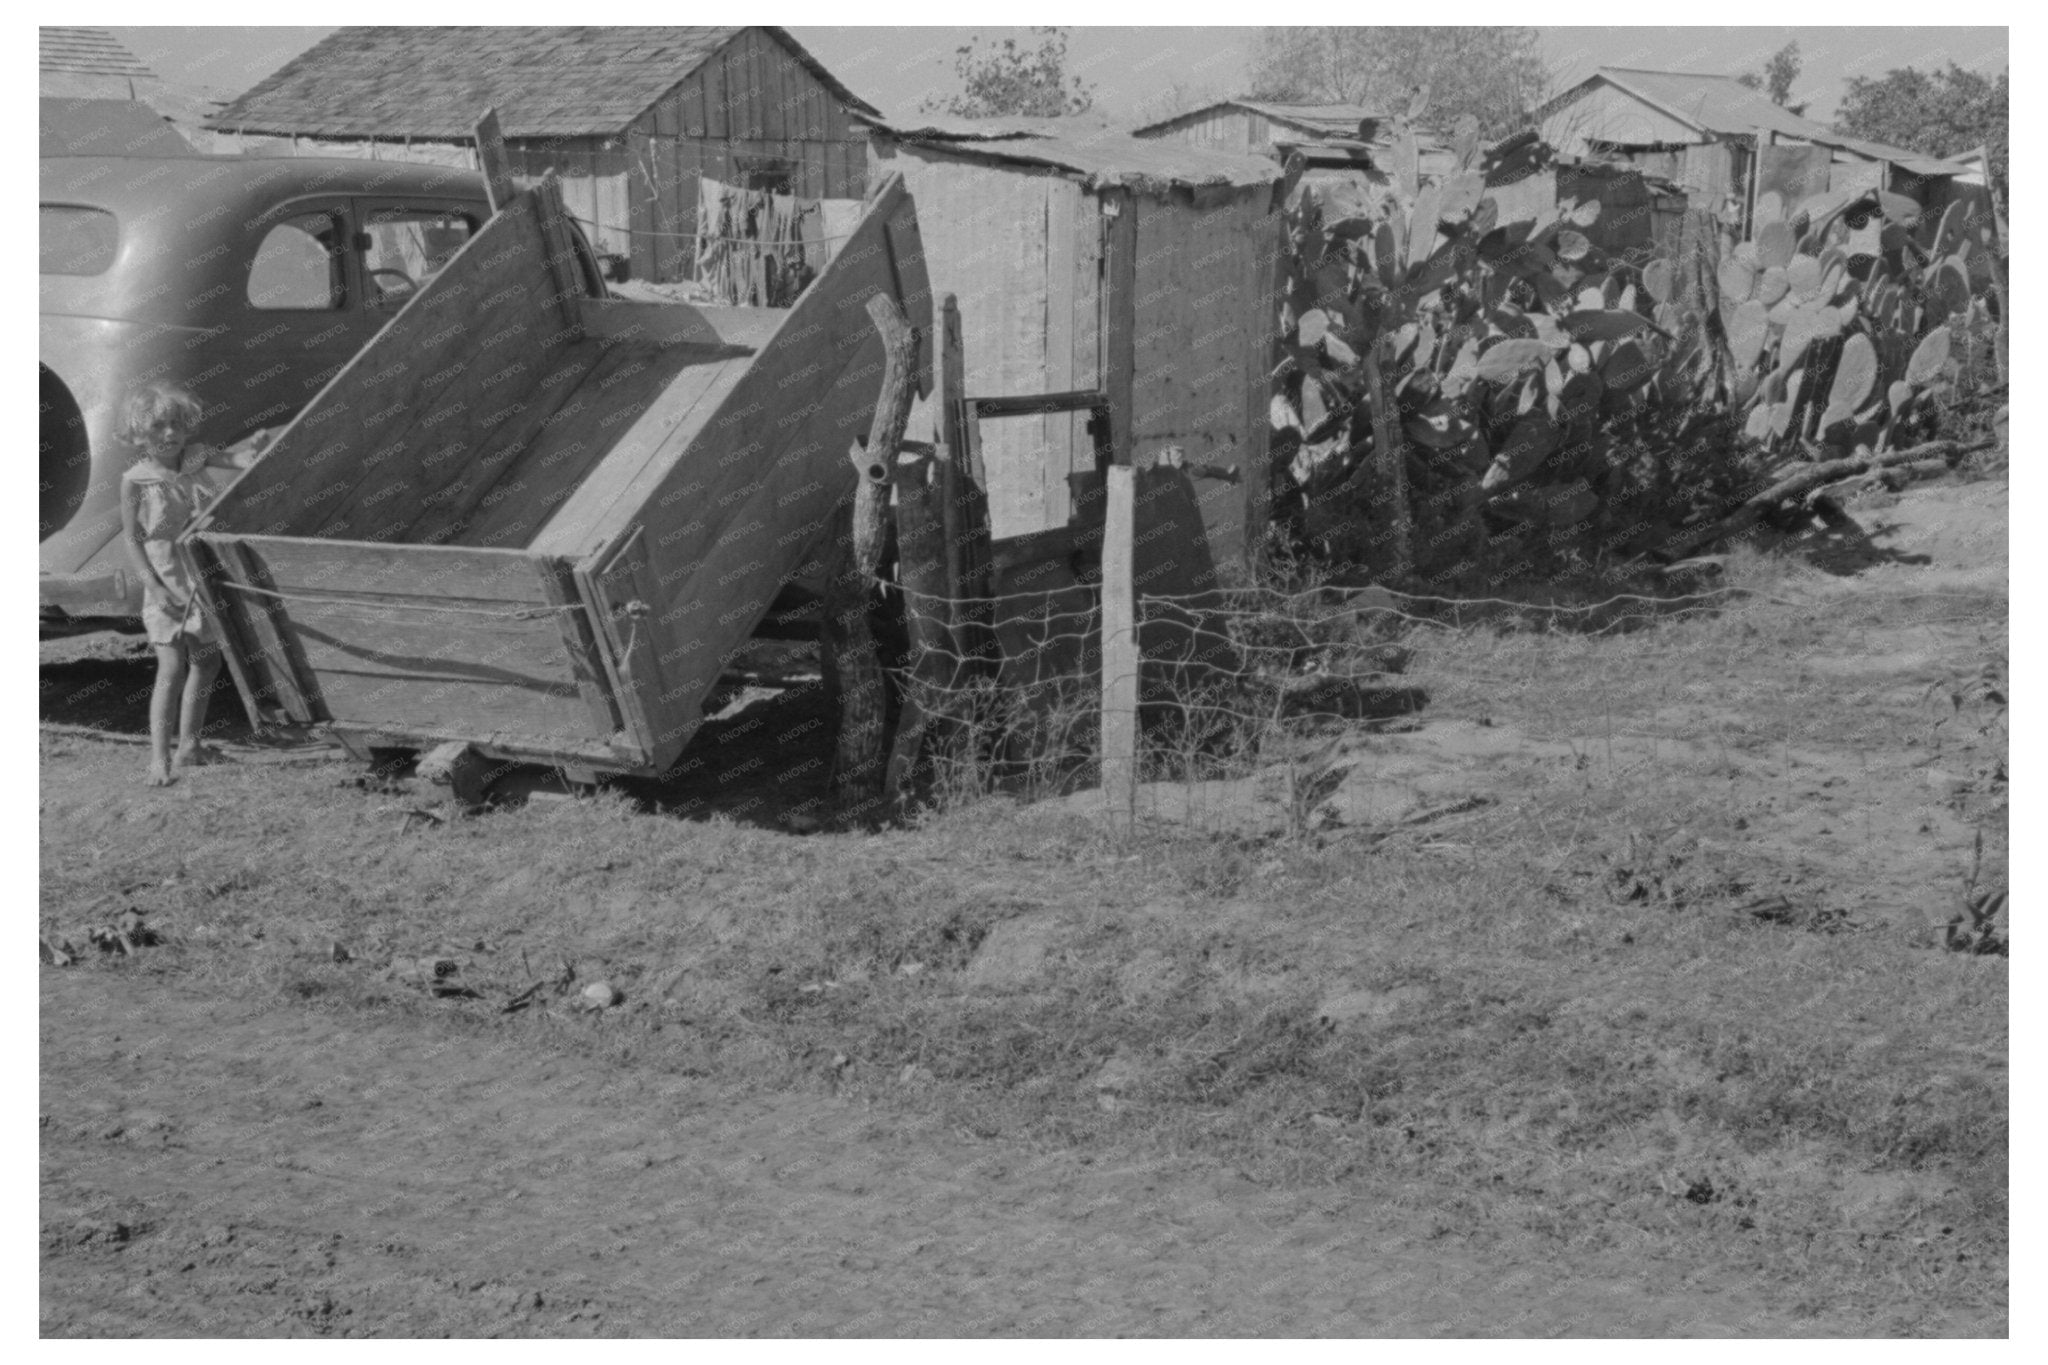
188, 174, 932, 778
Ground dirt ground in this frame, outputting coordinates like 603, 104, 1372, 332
43, 965, 1840, 1338
39, 477, 2007, 1337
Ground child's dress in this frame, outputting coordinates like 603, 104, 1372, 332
123, 445, 224, 646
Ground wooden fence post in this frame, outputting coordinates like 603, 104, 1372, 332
821, 294, 920, 814
1099, 465, 1138, 834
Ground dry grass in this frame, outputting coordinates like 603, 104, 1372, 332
39, 544, 2008, 1333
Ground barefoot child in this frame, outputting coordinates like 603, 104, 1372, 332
117, 385, 269, 786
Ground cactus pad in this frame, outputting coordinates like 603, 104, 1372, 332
1718, 256, 1757, 303
1728, 299, 1770, 372
1821, 333, 1878, 432
1757, 266, 1791, 307
1906, 327, 1951, 387
1643, 259, 1674, 304
1786, 255, 1823, 299
1475, 338, 1550, 384
1757, 220, 1797, 269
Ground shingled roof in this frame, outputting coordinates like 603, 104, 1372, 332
40, 27, 156, 81
210, 26, 878, 139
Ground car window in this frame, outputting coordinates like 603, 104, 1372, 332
362, 209, 477, 306
40, 205, 119, 276
248, 210, 346, 310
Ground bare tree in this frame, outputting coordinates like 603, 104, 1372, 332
1246, 27, 1547, 137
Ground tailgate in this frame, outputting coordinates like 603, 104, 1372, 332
190, 534, 629, 763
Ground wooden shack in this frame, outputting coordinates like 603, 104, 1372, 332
1132, 99, 1459, 179
862, 117, 1285, 579
1534, 67, 1974, 231
207, 26, 877, 284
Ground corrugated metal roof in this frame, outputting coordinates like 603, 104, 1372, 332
40, 27, 156, 80
1131, 99, 1384, 142
861, 115, 1281, 194
1232, 101, 1383, 137
41, 96, 195, 157
210, 26, 878, 139
1588, 68, 1971, 177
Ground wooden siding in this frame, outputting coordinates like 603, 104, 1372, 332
212, 27, 869, 284
871, 137, 1278, 565
877, 147, 1103, 539
1539, 80, 1704, 157
1147, 107, 1265, 154
1129, 190, 1276, 576
625, 24, 866, 282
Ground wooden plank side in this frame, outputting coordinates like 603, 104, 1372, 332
918, 157, 1055, 538
625, 126, 657, 283
519, 353, 749, 555
379, 341, 602, 548
540, 555, 624, 740
1100, 188, 1137, 469
474, 107, 515, 211
531, 175, 931, 559
676, 68, 706, 140
194, 193, 563, 544
532, 172, 588, 335
203, 537, 318, 723
457, 340, 708, 550
661, 139, 690, 279
578, 527, 668, 759
1071, 179, 1106, 483
1041, 174, 1077, 527
704, 44, 727, 141
759, 28, 786, 142
596, 150, 633, 262
209, 540, 603, 745
296, 637, 597, 742
1241, 193, 1281, 567
531, 186, 934, 768
1129, 191, 1271, 573
221, 536, 555, 604
182, 538, 271, 728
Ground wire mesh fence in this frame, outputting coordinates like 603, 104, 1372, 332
859, 564, 1766, 836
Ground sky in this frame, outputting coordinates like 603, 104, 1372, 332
112, 24, 2010, 128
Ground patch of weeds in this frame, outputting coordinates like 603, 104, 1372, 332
1151, 998, 1332, 1106
815, 882, 1001, 977
1602, 828, 1749, 911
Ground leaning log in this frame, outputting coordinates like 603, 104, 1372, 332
1661, 438, 1994, 559
820, 295, 920, 811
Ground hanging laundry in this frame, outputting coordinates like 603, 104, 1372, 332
692, 178, 855, 307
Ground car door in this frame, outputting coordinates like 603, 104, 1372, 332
214, 195, 371, 440
352, 197, 486, 314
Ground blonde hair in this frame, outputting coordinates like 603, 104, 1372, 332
119, 383, 204, 449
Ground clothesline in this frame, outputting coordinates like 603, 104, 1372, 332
563, 212, 860, 248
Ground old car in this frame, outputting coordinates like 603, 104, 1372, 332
39, 151, 602, 619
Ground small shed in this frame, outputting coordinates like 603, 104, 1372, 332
208, 26, 878, 284
1534, 67, 1974, 229
862, 117, 1285, 578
